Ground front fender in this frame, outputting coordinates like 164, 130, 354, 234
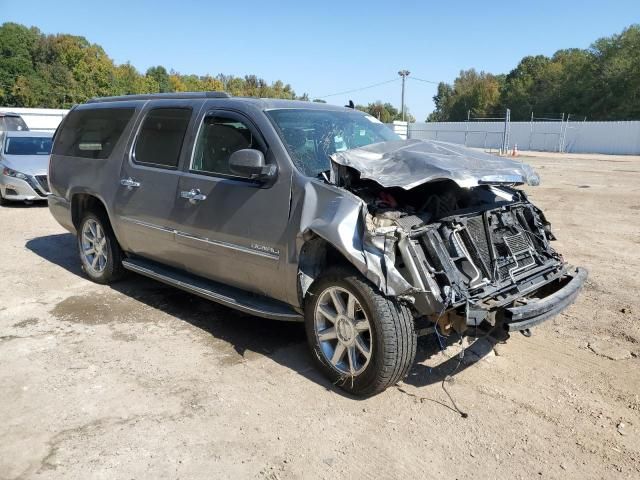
295, 180, 414, 297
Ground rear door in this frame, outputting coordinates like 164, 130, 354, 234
174, 109, 291, 302
113, 101, 199, 267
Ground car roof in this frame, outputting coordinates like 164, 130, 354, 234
85, 91, 356, 113
235, 98, 353, 112
3, 130, 53, 138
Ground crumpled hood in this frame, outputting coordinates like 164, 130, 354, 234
330, 139, 540, 190
1, 154, 50, 176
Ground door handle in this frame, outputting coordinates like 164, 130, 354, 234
120, 177, 141, 189
180, 188, 207, 204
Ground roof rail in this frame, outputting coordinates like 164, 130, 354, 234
87, 91, 231, 103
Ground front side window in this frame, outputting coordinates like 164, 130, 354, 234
134, 108, 192, 168
4, 137, 52, 155
266, 108, 400, 177
191, 114, 257, 177
52, 107, 135, 159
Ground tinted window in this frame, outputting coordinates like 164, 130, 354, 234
191, 115, 256, 176
134, 108, 191, 168
52, 107, 134, 159
3, 116, 29, 131
5, 137, 52, 155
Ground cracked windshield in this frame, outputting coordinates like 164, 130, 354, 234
267, 108, 400, 176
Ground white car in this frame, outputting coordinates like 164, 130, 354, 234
0, 131, 53, 204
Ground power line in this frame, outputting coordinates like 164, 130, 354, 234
315, 78, 400, 99
409, 76, 440, 84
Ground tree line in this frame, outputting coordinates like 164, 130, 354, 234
5, 21, 636, 123
0, 22, 306, 108
0, 22, 420, 123
428, 24, 640, 122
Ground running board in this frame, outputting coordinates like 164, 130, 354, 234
122, 257, 303, 322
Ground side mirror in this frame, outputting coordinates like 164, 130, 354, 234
228, 149, 276, 181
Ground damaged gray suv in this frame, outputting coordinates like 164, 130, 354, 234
48, 92, 587, 395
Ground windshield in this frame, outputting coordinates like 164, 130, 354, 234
4, 137, 53, 155
267, 108, 400, 177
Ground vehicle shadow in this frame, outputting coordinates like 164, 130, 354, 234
406, 329, 508, 388
26, 233, 329, 389
26, 233, 502, 400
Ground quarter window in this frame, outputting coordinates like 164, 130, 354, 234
134, 108, 192, 168
52, 107, 134, 159
191, 114, 257, 176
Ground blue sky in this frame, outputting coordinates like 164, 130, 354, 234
2, 0, 639, 120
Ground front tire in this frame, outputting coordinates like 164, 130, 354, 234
305, 268, 417, 396
77, 211, 125, 284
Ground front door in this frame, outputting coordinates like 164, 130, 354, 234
174, 110, 291, 302
113, 103, 196, 267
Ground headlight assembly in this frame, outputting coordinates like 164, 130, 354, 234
2, 167, 29, 180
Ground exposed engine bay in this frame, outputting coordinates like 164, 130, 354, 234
331, 163, 577, 334
306, 139, 589, 335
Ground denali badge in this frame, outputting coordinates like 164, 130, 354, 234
250, 243, 280, 257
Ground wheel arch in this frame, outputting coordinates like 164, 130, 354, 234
71, 192, 111, 230
73, 192, 127, 284
297, 234, 358, 306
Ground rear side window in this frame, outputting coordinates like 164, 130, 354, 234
133, 108, 192, 168
3, 116, 29, 131
52, 107, 134, 159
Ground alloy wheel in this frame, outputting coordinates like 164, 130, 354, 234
314, 286, 372, 376
81, 219, 108, 274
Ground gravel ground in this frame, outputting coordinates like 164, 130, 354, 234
0, 153, 639, 479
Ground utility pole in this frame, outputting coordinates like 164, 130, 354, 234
398, 70, 410, 121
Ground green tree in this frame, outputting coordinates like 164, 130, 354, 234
428, 69, 503, 121
0, 23, 40, 105
0, 22, 305, 108
428, 82, 454, 121
145, 66, 171, 93
589, 25, 640, 119
427, 24, 640, 121
357, 101, 415, 122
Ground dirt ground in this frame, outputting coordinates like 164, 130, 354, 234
1, 152, 639, 479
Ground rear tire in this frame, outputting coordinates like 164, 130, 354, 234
305, 267, 417, 396
77, 211, 126, 284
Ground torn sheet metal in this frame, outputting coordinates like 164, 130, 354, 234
295, 180, 414, 297
330, 139, 541, 190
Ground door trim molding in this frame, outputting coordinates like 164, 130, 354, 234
175, 230, 280, 260
120, 216, 279, 260
120, 216, 175, 234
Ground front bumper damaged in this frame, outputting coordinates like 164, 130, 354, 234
362, 204, 588, 333
293, 174, 586, 335
502, 267, 587, 331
